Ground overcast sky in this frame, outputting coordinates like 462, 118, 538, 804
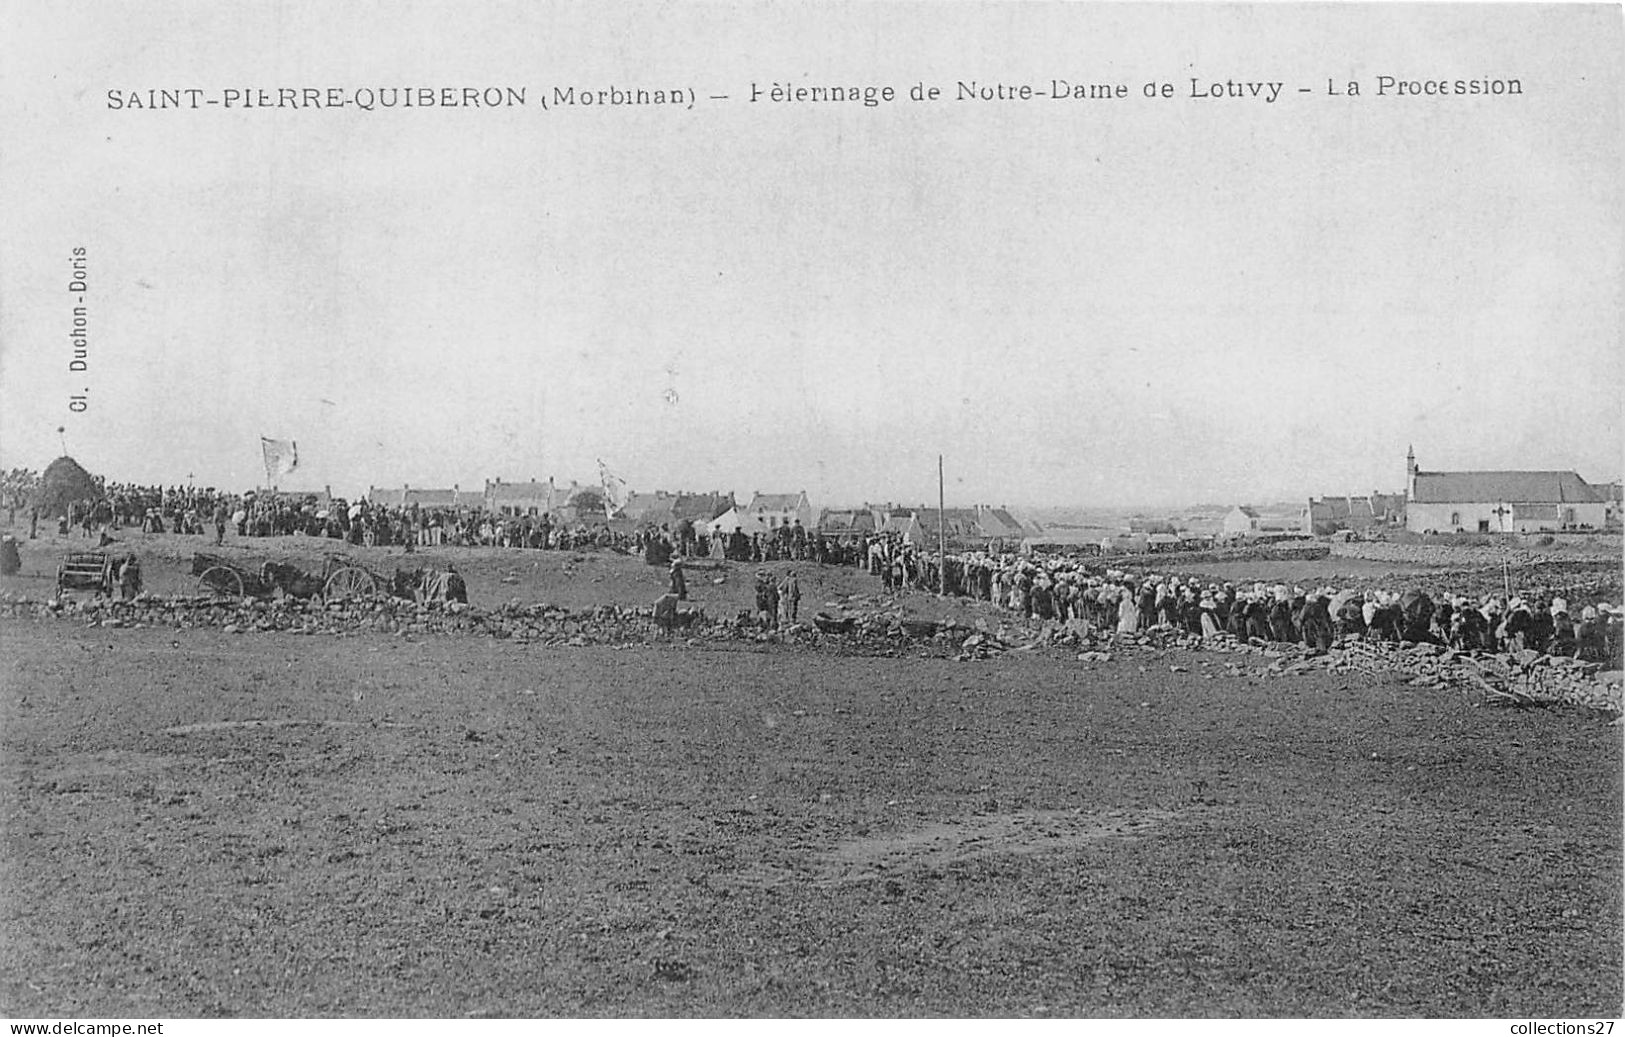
1, 2, 1619, 509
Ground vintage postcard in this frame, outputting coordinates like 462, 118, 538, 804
1, 1, 1619, 1025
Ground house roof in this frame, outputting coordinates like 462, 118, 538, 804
370, 486, 459, 507
1309, 496, 1376, 519
1234, 506, 1260, 518
619, 492, 677, 523
672, 493, 734, 522
404, 489, 458, 506
748, 492, 807, 511
488, 480, 555, 501
1127, 518, 1176, 534
1411, 471, 1601, 505
879, 514, 918, 536
818, 509, 876, 533
981, 509, 1025, 536
914, 509, 980, 536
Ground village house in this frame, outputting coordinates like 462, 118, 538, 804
1221, 506, 1262, 538
817, 508, 877, 538
617, 490, 678, 526
974, 505, 1027, 539
262, 485, 338, 509
1301, 492, 1406, 535
1222, 505, 1299, 539
484, 477, 560, 518
367, 485, 484, 510
1596, 482, 1623, 527
877, 505, 1026, 545
746, 491, 814, 532
617, 490, 734, 528
671, 492, 735, 527
1125, 517, 1177, 535
1404, 447, 1607, 533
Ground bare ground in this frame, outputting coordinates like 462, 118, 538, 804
1, 608, 1619, 1017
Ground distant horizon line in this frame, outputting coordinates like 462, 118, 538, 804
10, 453, 1621, 516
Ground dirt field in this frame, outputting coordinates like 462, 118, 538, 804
1, 531, 1621, 1017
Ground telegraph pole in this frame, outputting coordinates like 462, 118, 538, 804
938, 454, 946, 596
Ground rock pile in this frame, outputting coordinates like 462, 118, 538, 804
956, 632, 1008, 661
4, 588, 1618, 715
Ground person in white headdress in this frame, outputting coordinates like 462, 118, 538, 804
1198, 592, 1222, 638
1549, 597, 1576, 656
1117, 585, 1140, 634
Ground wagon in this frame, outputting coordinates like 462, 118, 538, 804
192, 552, 276, 599
318, 553, 387, 603
191, 552, 384, 602
57, 551, 115, 597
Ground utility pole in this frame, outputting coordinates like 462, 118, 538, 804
938, 454, 947, 596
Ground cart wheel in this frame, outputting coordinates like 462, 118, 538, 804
198, 566, 244, 598
324, 566, 376, 602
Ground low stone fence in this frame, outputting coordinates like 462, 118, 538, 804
4, 589, 1617, 715
1330, 539, 1617, 569
0, 591, 970, 650
1116, 542, 1331, 566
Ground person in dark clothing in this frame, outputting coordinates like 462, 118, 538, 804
1575, 607, 1607, 663
1452, 602, 1488, 651
1548, 599, 1576, 656
1031, 580, 1054, 621
1245, 598, 1273, 642
1431, 599, 1454, 644
1400, 592, 1435, 643
1226, 598, 1250, 639
1268, 593, 1297, 643
1138, 585, 1157, 629
1299, 592, 1334, 654
669, 557, 687, 601
1335, 596, 1366, 639
117, 556, 142, 600
1501, 600, 1534, 652
754, 570, 779, 628
1527, 600, 1554, 655
1179, 593, 1203, 635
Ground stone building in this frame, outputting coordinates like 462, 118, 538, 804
1403, 447, 1607, 533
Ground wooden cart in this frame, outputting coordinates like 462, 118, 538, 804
57, 551, 115, 597
191, 551, 383, 602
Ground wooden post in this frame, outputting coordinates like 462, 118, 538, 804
938, 454, 947, 596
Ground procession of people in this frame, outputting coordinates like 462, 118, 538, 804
10, 465, 1622, 666
855, 536, 1623, 665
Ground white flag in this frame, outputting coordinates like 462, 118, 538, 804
597, 458, 628, 518
261, 437, 299, 480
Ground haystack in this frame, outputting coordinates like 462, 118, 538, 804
33, 456, 100, 518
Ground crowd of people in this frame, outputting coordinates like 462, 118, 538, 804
857, 537, 1624, 665
16, 470, 1622, 665
37, 478, 878, 567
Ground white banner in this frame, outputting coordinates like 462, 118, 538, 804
260, 437, 298, 482
597, 458, 628, 518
